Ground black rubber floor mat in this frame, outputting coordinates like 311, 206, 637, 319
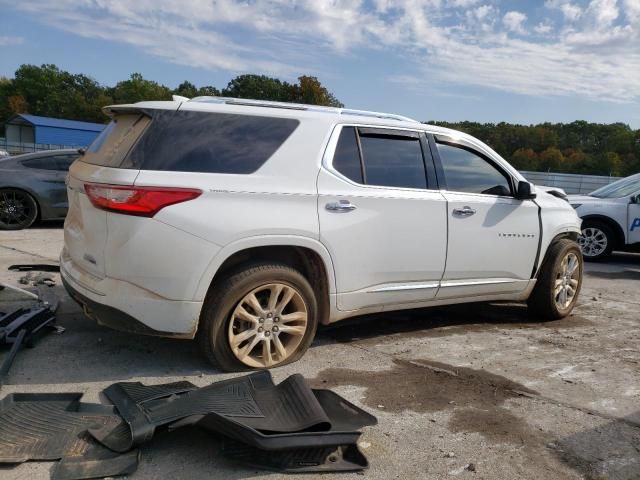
52, 449, 139, 480
90, 372, 332, 452
222, 440, 369, 472
0, 393, 119, 463
197, 387, 377, 451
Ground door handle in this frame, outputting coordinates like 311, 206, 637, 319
325, 200, 357, 213
453, 206, 476, 217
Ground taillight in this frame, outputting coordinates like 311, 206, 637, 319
84, 183, 201, 217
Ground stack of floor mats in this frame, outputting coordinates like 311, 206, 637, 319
0, 371, 376, 478
0, 393, 139, 480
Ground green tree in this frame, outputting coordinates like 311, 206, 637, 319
222, 74, 291, 102
110, 73, 172, 104
538, 147, 565, 171
510, 148, 538, 170
220, 74, 344, 107
289, 76, 344, 107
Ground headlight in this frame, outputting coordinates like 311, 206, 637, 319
570, 204, 582, 209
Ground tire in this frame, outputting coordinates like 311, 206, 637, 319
0, 189, 38, 230
197, 262, 318, 371
578, 220, 614, 261
527, 239, 583, 319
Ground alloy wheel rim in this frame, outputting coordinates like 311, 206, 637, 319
578, 227, 607, 257
228, 283, 308, 368
554, 252, 580, 310
0, 190, 32, 227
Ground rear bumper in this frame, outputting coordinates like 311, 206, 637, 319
60, 250, 202, 339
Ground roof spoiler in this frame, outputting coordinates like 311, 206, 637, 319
102, 106, 153, 118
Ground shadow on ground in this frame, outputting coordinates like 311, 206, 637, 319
317, 302, 594, 344
552, 412, 640, 480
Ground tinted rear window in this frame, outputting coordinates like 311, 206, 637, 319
83, 114, 150, 167
123, 110, 299, 174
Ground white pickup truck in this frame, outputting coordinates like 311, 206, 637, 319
568, 173, 640, 259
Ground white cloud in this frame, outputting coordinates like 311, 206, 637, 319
2, 0, 639, 104
534, 21, 553, 34
624, 0, 640, 23
546, 0, 583, 21
503, 11, 528, 34
586, 0, 619, 27
0, 35, 23, 46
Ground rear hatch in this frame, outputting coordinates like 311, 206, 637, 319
65, 112, 151, 278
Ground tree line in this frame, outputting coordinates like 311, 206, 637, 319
0, 64, 343, 126
1, 64, 638, 176
431, 120, 640, 177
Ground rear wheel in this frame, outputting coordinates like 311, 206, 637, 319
0, 189, 38, 230
578, 220, 614, 260
198, 263, 318, 371
528, 239, 583, 319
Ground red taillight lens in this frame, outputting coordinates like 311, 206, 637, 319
84, 183, 201, 217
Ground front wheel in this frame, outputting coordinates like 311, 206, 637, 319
528, 239, 583, 319
198, 263, 318, 371
578, 221, 614, 260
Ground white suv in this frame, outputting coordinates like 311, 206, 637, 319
61, 97, 583, 371
568, 173, 640, 260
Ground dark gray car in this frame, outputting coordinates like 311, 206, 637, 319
0, 149, 80, 230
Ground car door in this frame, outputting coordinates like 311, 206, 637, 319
317, 125, 447, 312
628, 193, 640, 245
431, 135, 539, 299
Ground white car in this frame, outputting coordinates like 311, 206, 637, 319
61, 96, 583, 371
569, 173, 640, 260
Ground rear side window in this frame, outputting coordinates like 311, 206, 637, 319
330, 127, 428, 189
124, 111, 300, 174
83, 114, 150, 167
21, 155, 78, 171
360, 134, 426, 189
332, 127, 363, 183
21, 157, 57, 170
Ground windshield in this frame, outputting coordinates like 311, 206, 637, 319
590, 173, 640, 198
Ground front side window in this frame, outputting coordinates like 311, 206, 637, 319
437, 142, 511, 196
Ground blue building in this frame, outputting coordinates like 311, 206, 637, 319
3, 114, 105, 152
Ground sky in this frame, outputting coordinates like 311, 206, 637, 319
1, 0, 639, 127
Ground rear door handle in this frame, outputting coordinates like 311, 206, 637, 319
325, 200, 357, 213
453, 206, 476, 217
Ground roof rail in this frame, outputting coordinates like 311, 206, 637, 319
188, 96, 418, 123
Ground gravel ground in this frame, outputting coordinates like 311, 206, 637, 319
1, 224, 639, 480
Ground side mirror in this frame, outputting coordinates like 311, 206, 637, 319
630, 194, 640, 204
516, 181, 536, 200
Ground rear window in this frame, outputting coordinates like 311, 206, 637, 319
83, 114, 150, 167
123, 110, 300, 174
